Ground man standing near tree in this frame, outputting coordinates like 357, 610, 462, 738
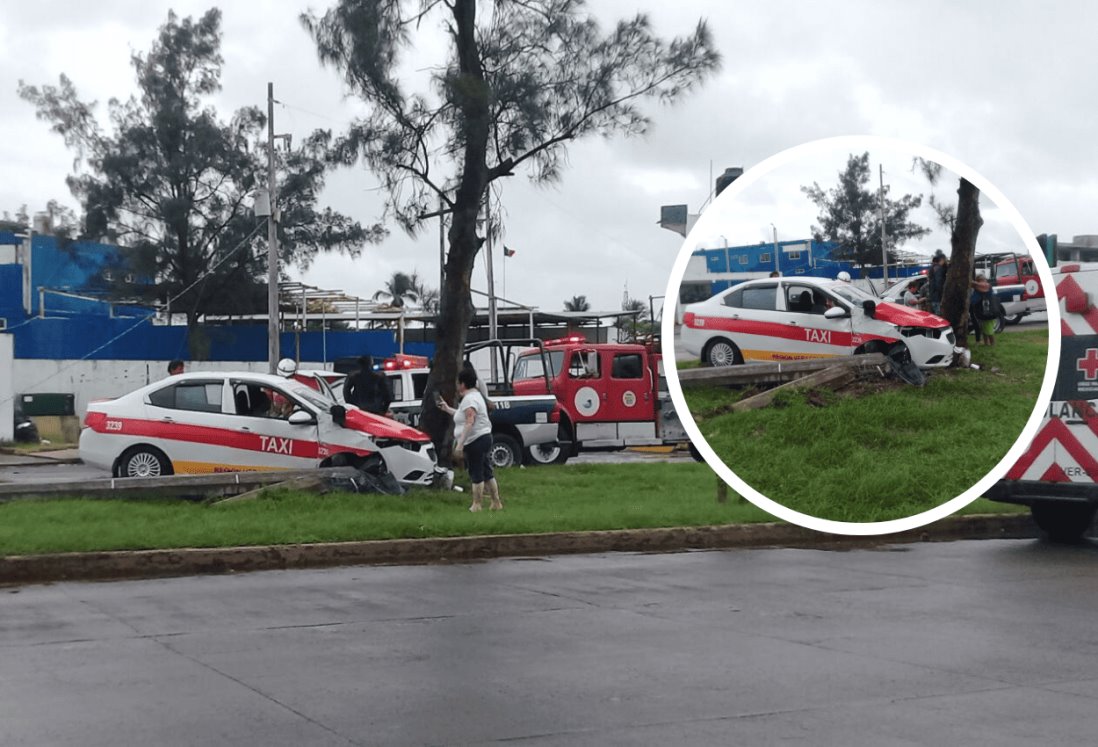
928, 251, 948, 316
344, 355, 393, 415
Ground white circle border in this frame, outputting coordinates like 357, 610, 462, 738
661, 135, 1062, 536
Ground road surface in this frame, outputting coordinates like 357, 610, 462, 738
2, 538, 1096, 746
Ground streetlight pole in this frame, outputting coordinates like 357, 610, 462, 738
267, 82, 279, 373
771, 223, 779, 276
879, 164, 889, 285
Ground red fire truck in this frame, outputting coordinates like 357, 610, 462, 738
980, 252, 1047, 325
510, 336, 692, 463
987, 262, 1094, 540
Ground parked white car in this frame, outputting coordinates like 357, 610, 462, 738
79, 371, 440, 486
680, 276, 956, 368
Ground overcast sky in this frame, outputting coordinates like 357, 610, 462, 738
2, 1, 1096, 316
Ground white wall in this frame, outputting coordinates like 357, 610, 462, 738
0, 334, 13, 441
12, 359, 335, 419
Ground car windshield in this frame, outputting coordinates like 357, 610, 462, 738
829, 283, 877, 305
283, 381, 334, 411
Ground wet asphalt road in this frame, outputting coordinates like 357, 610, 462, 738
3, 538, 1098, 746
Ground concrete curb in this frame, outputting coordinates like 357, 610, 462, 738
0, 513, 1036, 587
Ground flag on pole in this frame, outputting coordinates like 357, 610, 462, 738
503, 245, 516, 257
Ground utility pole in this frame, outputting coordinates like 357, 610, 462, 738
485, 192, 499, 381
879, 164, 888, 284
266, 82, 280, 374
771, 224, 780, 275
266, 83, 292, 373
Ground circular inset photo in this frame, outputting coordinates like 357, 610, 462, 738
662, 136, 1059, 535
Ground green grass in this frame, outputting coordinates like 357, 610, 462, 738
683, 329, 1048, 523
0, 463, 779, 555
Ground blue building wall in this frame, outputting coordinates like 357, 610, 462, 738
691, 239, 924, 297
0, 232, 435, 363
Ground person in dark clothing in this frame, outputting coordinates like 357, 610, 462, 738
344, 355, 393, 414
928, 251, 948, 316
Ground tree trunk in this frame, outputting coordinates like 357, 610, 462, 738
940, 178, 983, 351
418, 0, 491, 466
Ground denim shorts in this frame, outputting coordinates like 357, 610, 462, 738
464, 433, 494, 483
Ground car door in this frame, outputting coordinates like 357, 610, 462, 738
224, 378, 321, 471
144, 378, 232, 473
774, 283, 856, 360
708, 282, 780, 362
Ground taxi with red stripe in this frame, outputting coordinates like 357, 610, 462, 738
79, 371, 440, 486
680, 276, 955, 369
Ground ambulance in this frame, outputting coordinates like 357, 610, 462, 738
987, 262, 1098, 540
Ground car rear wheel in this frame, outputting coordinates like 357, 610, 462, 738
489, 434, 521, 469
1031, 502, 1097, 543
1004, 313, 1024, 325
118, 446, 173, 478
704, 338, 741, 367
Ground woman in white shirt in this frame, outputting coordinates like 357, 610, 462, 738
440, 367, 502, 511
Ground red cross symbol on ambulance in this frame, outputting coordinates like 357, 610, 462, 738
1078, 348, 1098, 380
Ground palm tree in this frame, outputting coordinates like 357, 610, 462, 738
408, 271, 440, 314
373, 271, 420, 308
563, 295, 590, 312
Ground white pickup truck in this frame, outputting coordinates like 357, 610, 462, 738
379, 343, 565, 469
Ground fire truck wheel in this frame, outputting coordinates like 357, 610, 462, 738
687, 441, 704, 462
489, 434, 521, 469
1031, 503, 1098, 543
116, 446, 173, 478
704, 338, 741, 367
526, 443, 568, 466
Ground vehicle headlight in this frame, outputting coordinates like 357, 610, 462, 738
375, 438, 425, 452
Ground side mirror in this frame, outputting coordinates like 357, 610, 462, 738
288, 409, 315, 426
330, 404, 347, 427
823, 306, 849, 319
862, 300, 877, 318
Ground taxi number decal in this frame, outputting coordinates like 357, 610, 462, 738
260, 436, 293, 455
105, 420, 123, 432
806, 329, 831, 344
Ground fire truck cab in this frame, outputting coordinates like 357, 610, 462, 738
511, 336, 691, 462
981, 252, 1046, 325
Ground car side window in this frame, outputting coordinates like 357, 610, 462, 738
388, 375, 404, 402
148, 381, 223, 413
568, 350, 600, 378
611, 353, 644, 379
230, 382, 300, 420
412, 373, 429, 399
785, 285, 834, 315
721, 288, 743, 307
740, 285, 777, 310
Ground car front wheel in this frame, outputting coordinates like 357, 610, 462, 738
704, 338, 741, 367
117, 446, 173, 478
526, 442, 569, 466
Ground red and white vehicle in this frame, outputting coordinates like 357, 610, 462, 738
510, 336, 691, 462
988, 262, 1097, 540
79, 371, 440, 486
980, 252, 1047, 324
680, 276, 956, 369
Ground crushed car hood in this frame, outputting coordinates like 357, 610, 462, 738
343, 407, 431, 441
874, 302, 951, 328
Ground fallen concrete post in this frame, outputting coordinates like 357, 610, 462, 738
678, 353, 888, 388
730, 364, 857, 413
0, 467, 361, 504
